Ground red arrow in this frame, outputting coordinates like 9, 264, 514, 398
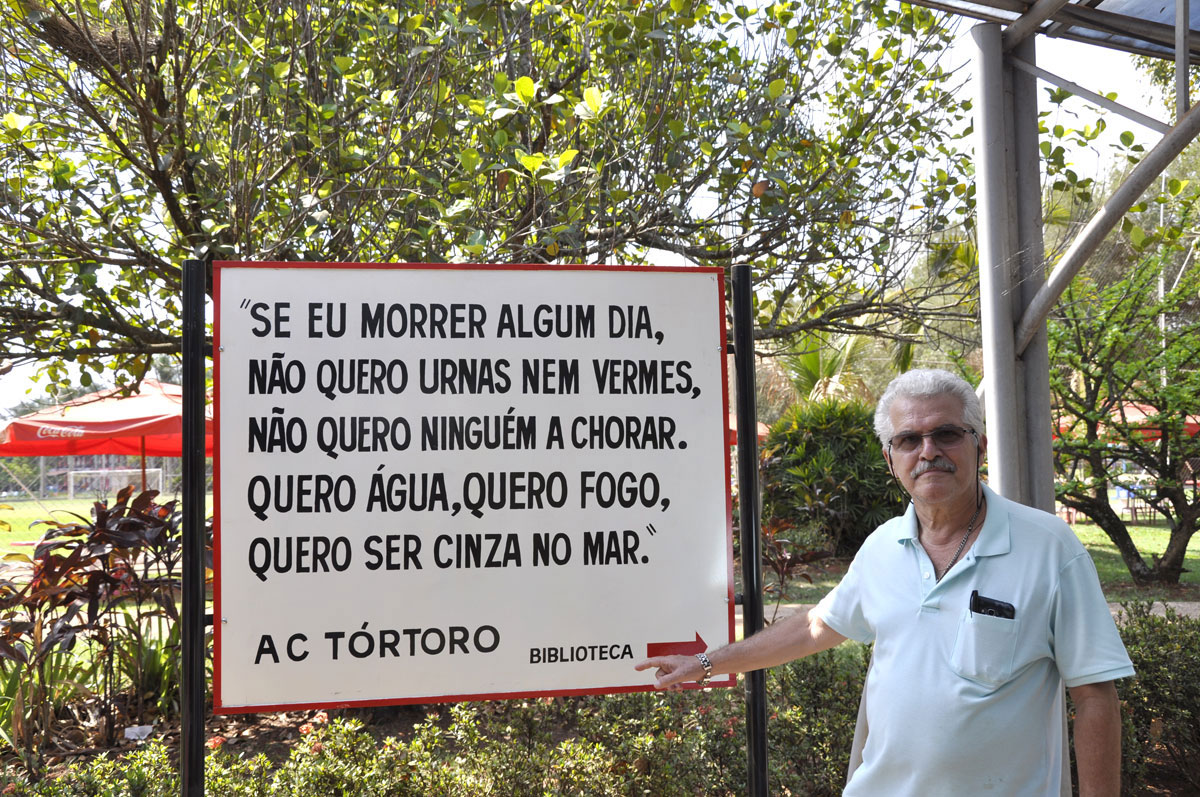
646, 633, 707, 658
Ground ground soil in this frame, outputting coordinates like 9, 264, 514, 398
195, 704, 436, 765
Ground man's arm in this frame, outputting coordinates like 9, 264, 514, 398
1069, 680, 1122, 797
634, 607, 847, 689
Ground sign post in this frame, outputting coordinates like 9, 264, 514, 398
212, 263, 735, 710
733, 264, 768, 796
182, 259, 207, 796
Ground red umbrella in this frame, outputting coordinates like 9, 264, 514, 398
0, 380, 212, 457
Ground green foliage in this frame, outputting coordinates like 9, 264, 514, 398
761, 399, 905, 556
1114, 602, 1200, 791
114, 614, 181, 722
267, 717, 424, 796
0, 741, 179, 796
767, 645, 869, 793
5, 631, 1200, 795
0, 650, 99, 775
0, 487, 202, 774
0, 651, 869, 796
1048, 242, 1200, 584
780, 331, 873, 403
0, 0, 972, 392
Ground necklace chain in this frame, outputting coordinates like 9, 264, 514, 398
932, 496, 985, 581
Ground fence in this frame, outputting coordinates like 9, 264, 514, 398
0, 455, 211, 499
0, 456, 212, 539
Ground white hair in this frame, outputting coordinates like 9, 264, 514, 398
873, 369, 984, 446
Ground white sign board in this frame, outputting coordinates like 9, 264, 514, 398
213, 263, 734, 711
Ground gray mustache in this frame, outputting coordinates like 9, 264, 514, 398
911, 457, 957, 479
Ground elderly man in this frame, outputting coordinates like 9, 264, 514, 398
637, 368, 1133, 796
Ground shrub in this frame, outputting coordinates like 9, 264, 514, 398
0, 648, 870, 796
768, 644, 869, 795
1114, 601, 1200, 792
761, 399, 905, 556
0, 742, 179, 796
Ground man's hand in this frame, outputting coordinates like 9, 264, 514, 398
633, 608, 847, 690
634, 654, 704, 690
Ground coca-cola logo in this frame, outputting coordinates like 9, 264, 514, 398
36, 425, 86, 439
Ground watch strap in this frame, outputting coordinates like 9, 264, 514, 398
695, 652, 713, 686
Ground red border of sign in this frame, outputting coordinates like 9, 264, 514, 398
212, 262, 736, 713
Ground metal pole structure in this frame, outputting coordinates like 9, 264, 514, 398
1011, 36, 1057, 513
181, 259, 207, 797
971, 23, 1023, 498
1177, 0, 1190, 122
732, 264, 768, 797
1013, 96, 1200, 355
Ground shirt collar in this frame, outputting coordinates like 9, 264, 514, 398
893, 482, 1011, 558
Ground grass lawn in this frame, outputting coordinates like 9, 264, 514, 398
1, 494, 212, 554
1070, 519, 1200, 601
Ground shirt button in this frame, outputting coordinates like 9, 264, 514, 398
923, 571, 931, 579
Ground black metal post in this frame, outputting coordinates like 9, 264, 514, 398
733, 264, 768, 797
181, 259, 207, 796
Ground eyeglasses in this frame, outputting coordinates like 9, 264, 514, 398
888, 425, 976, 454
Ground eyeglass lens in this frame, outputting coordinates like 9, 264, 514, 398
892, 426, 970, 453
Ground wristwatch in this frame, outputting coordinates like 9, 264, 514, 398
695, 652, 713, 686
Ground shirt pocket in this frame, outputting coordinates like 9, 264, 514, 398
949, 610, 1019, 686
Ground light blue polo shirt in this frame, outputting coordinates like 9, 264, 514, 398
814, 483, 1134, 797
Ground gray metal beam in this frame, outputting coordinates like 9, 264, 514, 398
913, 0, 1200, 63
1011, 35, 1056, 513
1008, 57, 1171, 134
1178, 0, 1191, 120
1002, 0, 1072, 50
972, 23, 1023, 497
1014, 98, 1200, 356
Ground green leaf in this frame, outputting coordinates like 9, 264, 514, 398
653, 172, 674, 191
557, 149, 579, 169
1119, 130, 1134, 147
465, 229, 486, 255
519, 153, 546, 172
272, 62, 290, 80
1129, 225, 1146, 249
1168, 178, 1187, 196
459, 148, 481, 171
577, 86, 608, 120
445, 198, 473, 217
768, 78, 786, 100
333, 56, 354, 74
514, 76, 536, 105
2, 113, 34, 132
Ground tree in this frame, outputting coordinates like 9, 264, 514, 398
1049, 242, 1200, 584
0, 0, 972, 391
